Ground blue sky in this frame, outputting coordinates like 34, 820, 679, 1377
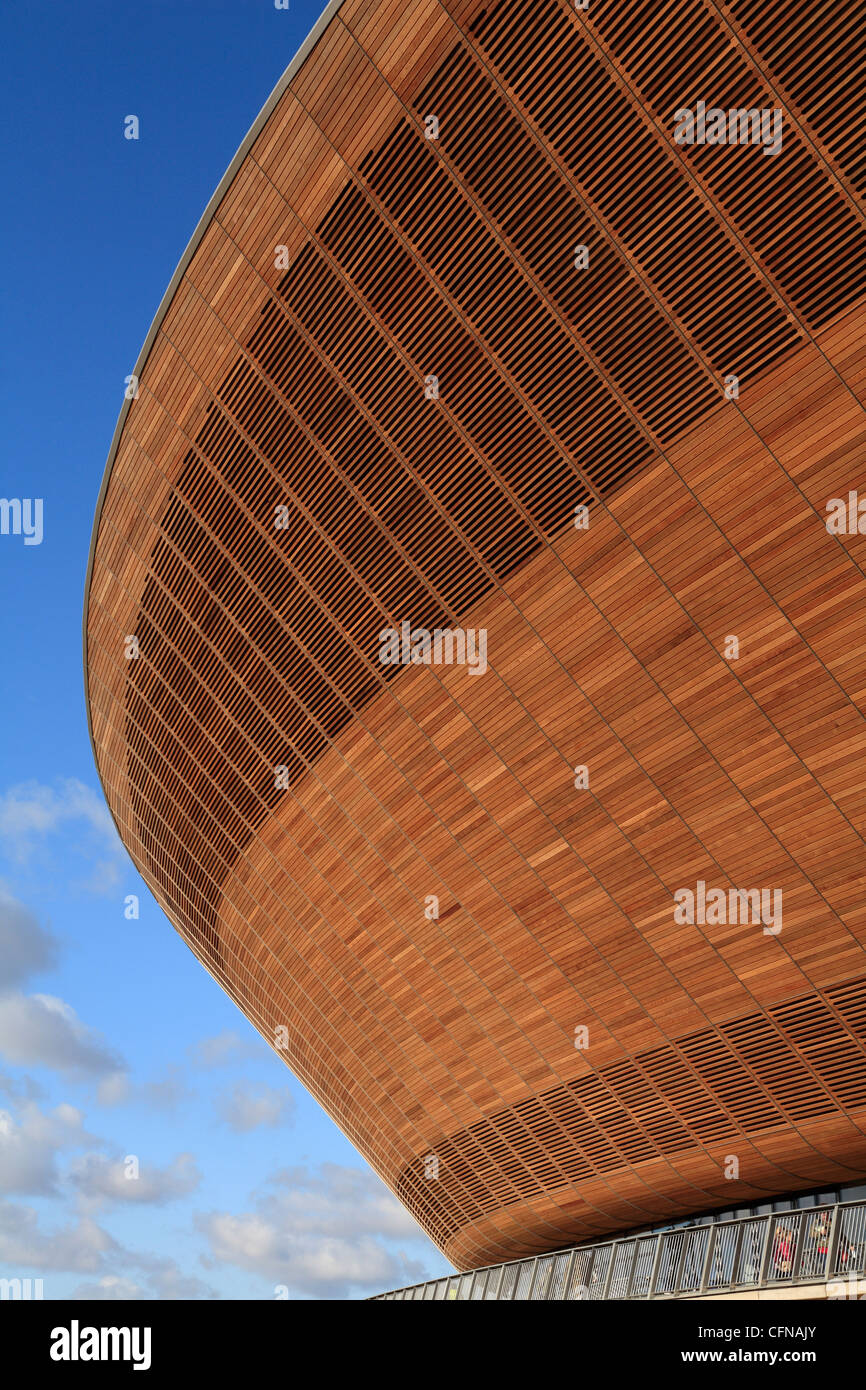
0, 0, 449, 1299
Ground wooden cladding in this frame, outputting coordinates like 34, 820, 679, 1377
86, 0, 866, 1267
398, 975, 866, 1248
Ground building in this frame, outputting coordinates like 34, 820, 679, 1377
84, 0, 866, 1282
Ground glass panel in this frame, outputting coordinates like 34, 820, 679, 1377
570, 1244, 609, 1300
734, 1220, 767, 1285
629, 1237, 657, 1297
568, 1246, 594, 1300
608, 1242, 637, 1298
654, 1233, 686, 1294
834, 1203, 866, 1277
547, 1252, 572, 1301
530, 1257, 556, 1300
709, 1224, 739, 1289
484, 1268, 504, 1299
512, 1261, 535, 1301
680, 1228, 709, 1291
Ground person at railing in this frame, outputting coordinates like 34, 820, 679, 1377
807, 1218, 859, 1276
808, 1215, 829, 1272
772, 1226, 795, 1277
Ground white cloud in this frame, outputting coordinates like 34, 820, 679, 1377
216, 1082, 294, 1132
0, 1071, 43, 1102
0, 1100, 94, 1195
204, 1216, 410, 1294
197, 1164, 429, 1298
95, 1072, 129, 1107
70, 1151, 200, 1206
72, 1259, 218, 1301
138, 1260, 218, 1301
0, 1202, 218, 1296
0, 888, 57, 990
75, 857, 122, 895
0, 993, 122, 1076
96, 1065, 190, 1111
264, 1164, 423, 1240
0, 778, 120, 863
0, 886, 122, 1080
69, 1275, 145, 1300
0, 889, 122, 1084
189, 1030, 264, 1068
0, 1201, 116, 1273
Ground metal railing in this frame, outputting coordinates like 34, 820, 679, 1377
373, 1199, 866, 1300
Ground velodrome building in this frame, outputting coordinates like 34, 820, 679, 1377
84, 0, 866, 1295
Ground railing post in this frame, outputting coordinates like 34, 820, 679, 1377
791, 1213, 806, 1281
825, 1204, 841, 1283
576, 1246, 596, 1301
561, 1250, 578, 1301
699, 1225, 717, 1293
728, 1220, 745, 1288
673, 1232, 690, 1294
647, 1234, 665, 1300
491, 1263, 507, 1300
525, 1257, 541, 1300
758, 1215, 775, 1286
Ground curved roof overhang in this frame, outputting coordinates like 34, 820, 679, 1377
82, 0, 344, 759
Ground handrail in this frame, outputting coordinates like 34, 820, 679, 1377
372, 1198, 866, 1300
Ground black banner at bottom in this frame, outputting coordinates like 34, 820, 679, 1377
3, 1290, 861, 1377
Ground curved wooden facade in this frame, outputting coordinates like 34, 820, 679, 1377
85, 0, 866, 1269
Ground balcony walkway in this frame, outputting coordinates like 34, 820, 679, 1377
373, 1199, 866, 1300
